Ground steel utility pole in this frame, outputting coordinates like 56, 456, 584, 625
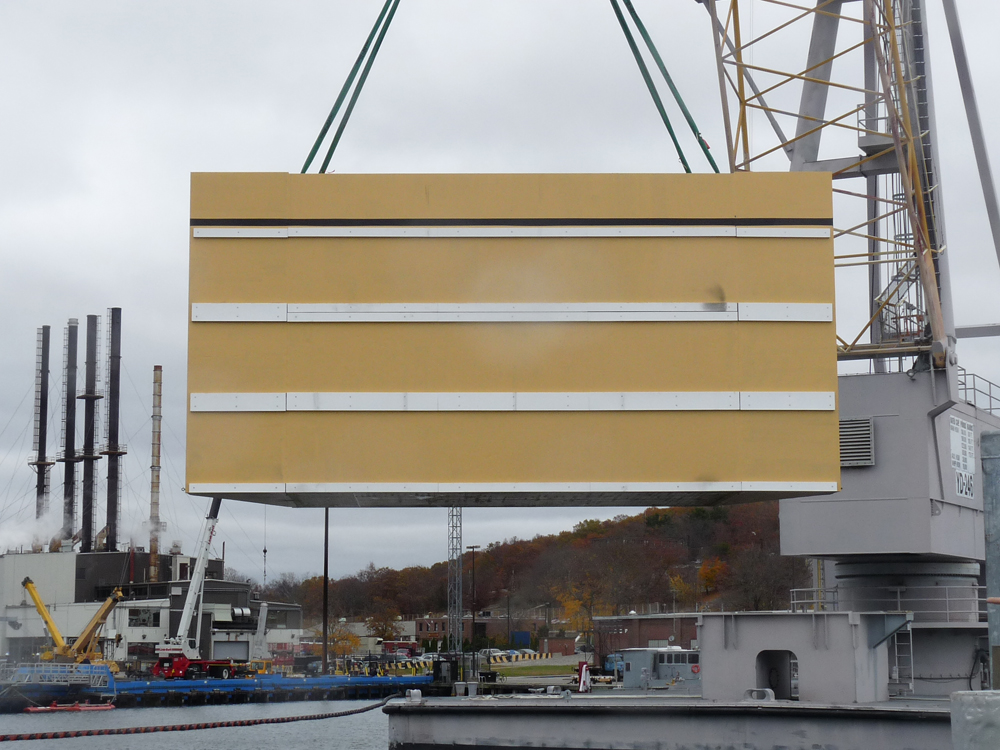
468, 544, 480, 659
322, 507, 330, 675
506, 585, 511, 647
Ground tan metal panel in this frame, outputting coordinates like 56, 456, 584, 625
189, 236, 833, 304
187, 411, 838, 485
187, 172, 839, 506
187, 322, 835, 393
190, 173, 832, 221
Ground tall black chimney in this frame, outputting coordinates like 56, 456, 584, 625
80, 315, 103, 553
103, 308, 124, 552
30, 326, 53, 520
58, 319, 79, 541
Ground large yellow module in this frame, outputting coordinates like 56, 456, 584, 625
187, 172, 839, 507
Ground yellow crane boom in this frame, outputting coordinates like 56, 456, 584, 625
21, 577, 67, 654
21, 576, 123, 663
72, 587, 124, 659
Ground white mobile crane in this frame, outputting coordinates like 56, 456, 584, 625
151, 497, 239, 679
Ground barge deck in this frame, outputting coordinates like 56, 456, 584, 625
384, 693, 954, 750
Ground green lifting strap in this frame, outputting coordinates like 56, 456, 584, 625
319, 0, 401, 173
301, 0, 396, 174
609, 0, 690, 173
622, 0, 720, 173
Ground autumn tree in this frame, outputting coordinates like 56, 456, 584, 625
724, 548, 809, 611
262, 503, 806, 624
698, 557, 729, 594
669, 573, 697, 608
260, 572, 303, 603
365, 596, 404, 640
328, 625, 362, 656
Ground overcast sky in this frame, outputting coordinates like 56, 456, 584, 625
1, 1, 999, 582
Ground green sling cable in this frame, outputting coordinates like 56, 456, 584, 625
320, 0, 402, 172
609, 0, 690, 173
622, 0, 720, 173
301, 0, 395, 174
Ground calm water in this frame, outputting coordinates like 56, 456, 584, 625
0, 700, 389, 750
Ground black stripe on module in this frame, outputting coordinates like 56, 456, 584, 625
190, 217, 833, 227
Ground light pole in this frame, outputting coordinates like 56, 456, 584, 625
467, 545, 480, 660
506, 587, 511, 647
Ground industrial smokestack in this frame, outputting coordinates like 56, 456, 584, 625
30, 326, 53, 521
80, 315, 103, 553
149, 365, 163, 582
103, 308, 124, 552
58, 319, 79, 541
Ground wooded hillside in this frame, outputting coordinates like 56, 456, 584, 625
247, 501, 809, 635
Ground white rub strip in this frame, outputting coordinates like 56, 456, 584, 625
285, 391, 741, 412
191, 302, 832, 324
192, 225, 831, 240
737, 303, 832, 322
739, 391, 836, 411
194, 227, 289, 238
188, 481, 839, 495
735, 227, 831, 239
192, 303, 288, 322
190, 393, 286, 412
190, 391, 835, 413
289, 302, 736, 313
291, 226, 739, 238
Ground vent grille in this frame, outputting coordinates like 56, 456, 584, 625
840, 418, 874, 467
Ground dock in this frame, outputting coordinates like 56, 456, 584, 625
383, 693, 954, 750
113, 673, 433, 707
0, 663, 432, 713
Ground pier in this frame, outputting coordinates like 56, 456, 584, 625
113, 673, 432, 708
0, 663, 432, 713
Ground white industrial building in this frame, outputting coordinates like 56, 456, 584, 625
0, 549, 303, 670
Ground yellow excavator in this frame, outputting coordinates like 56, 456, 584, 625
22, 577, 124, 672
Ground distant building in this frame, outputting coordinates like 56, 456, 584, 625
594, 612, 700, 659
0, 550, 302, 670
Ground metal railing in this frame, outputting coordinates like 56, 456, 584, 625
791, 585, 987, 624
0, 662, 113, 688
957, 367, 1000, 415
790, 587, 839, 613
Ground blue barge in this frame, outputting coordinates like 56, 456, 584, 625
1, 663, 432, 712
114, 673, 433, 707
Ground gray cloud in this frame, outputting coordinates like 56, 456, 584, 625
1, 1, 998, 578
